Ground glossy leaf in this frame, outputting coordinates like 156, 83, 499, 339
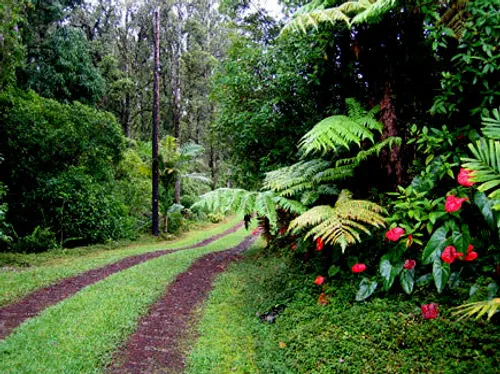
400, 269, 415, 295
422, 226, 450, 265
355, 278, 378, 302
433, 257, 451, 293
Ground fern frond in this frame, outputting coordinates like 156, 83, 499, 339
312, 165, 356, 182
299, 99, 383, 156
462, 139, 500, 199
263, 159, 330, 197
351, 0, 397, 25
452, 298, 500, 321
272, 196, 308, 215
481, 107, 500, 140
182, 172, 211, 184
335, 136, 401, 167
282, 7, 350, 34
288, 189, 386, 252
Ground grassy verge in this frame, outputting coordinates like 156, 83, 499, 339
0, 223, 255, 374
0, 215, 241, 306
186, 244, 500, 374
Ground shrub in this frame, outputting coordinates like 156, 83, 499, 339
12, 226, 58, 253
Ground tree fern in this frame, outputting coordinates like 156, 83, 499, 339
453, 298, 500, 321
288, 189, 386, 251
462, 138, 500, 200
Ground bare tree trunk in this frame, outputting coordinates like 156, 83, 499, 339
380, 82, 403, 186
152, 7, 161, 236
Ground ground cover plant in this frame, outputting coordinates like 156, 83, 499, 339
186, 243, 500, 374
0, 222, 256, 374
0, 215, 241, 306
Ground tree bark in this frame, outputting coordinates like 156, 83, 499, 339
152, 7, 161, 236
379, 82, 403, 186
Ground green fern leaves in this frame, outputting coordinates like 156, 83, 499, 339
288, 190, 386, 251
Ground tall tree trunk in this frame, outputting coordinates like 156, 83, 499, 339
152, 7, 160, 236
379, 82, 403, 186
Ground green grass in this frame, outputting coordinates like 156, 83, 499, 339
0, 223, 255, 374
186, 244, 500, 374
0, 215, 242, 307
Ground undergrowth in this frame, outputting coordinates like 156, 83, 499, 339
186, 244, 500, 373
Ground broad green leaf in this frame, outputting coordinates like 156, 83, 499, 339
429, 211, 446, 224
422, 226, 450, 265
355, 278, 378, 302
400, 269, 415, 295
433, 257, 451, 293
379, 257, 404, 291
328, 265, 340, 277
474, 191, 499, 231
449, 271, 461, 289
416, 273, 433, 286
451, 230, 468, 256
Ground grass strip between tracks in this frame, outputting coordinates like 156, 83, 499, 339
0, 215, 242, 307
0, 223, 255, 374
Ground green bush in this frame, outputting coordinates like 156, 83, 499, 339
208, 213, 225, 223
12, 226, 58, 253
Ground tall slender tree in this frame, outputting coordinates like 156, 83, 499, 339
152, 7, 160, 236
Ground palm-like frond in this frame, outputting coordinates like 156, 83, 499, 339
481, 107, 500, 140
452, 298, 500, 321
191, 188, 307, 228
263, 159, 332, 197
299, 99, 383, 156
282, 0, 398, 34
462, 139, 500, 200
288, 189, 386, 251
181, 172, 211, 184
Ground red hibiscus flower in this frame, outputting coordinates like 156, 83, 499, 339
352, 263, 367, 273
457, 168, 475, 187
440, 245, 463, 264
316, 237, 324, 251
421, 303, 439, 320
314, 275, 325, 285
445, 195, 468, 213
385, 227, 405, 241
404, 259, 416, 270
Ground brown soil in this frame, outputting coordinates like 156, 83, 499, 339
107, 234, 257, 374
0, 221, 244, 340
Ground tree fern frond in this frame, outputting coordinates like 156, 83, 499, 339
282, 7, 350, 34
312, 165, 355, 182
481, 107, 500, 140
335, 136, 401, 167
272, 196, 308, 214
462, 139, 500, 199
288, 189, 386, 251
299, 99, 383, 156
452, 298, 500, 321
263, 159, 330, 197
351, 0, 398, 25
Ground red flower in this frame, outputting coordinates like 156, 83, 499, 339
279, 227, 287, 235
291, 243, 297, 251
440, 245, 463, 264
467, 244, 474, 253
464, 251, 478, 261
445, 195, 468, 213
457, 168, 475, 187
421, 303, 439, 320
316, 237, 324, 251
404, 259, 416, 270
314, 276, 325, 285
385, 227, 405, 241
352, 263, 367, 273
251, 228, 260, 236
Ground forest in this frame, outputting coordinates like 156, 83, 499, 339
0, 0, 499, 373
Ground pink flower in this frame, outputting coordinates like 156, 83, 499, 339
352, 263, 367, 273
421, 303, 439, 319
440, 245, 463, 264
404, 259, 416, 270
457, 168, 475, 187
445, 195, 468, 213
316, 237, 324, 251
314, 276, 325, 285
467, 244, 474, 253
385, 227, 405, 241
